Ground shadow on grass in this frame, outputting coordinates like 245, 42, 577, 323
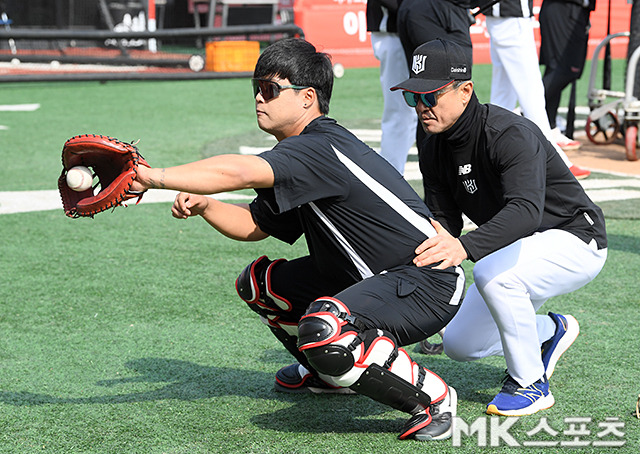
406, 352, 505, 406
251, 397, 404, 435
251, 353, 505, 434
0, 357, 275, 406
0, 357, 401, 434
0, 355, 504, 435
607, 233, 640, 255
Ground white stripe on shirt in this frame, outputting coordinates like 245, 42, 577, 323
332, 145, 437, 238
308, 201, 374, 279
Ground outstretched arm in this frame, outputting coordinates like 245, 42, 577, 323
132, 154, 275, 195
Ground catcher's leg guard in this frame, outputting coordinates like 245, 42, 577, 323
268, 325, 316, 374
236, 255, 291, 312
297, 296, 454, 440
235, 256, 298, 335
236, 256, 311, 370
352, 363, 431, 414
355, 353, 456, 441
297, 297, 447, 405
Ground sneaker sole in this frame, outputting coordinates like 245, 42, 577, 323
546, 315, 579, 378
486, 392, 555, 417
274, 382, 356, 394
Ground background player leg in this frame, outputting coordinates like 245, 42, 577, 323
371, 32, 417, 174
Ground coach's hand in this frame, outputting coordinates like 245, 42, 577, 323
414, 219, 467, 269
172, 192, 209, 219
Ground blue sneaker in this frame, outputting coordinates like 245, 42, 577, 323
486, 375, 555, 416
541, 313, 579, 378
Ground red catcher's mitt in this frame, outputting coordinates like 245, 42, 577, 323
58, 134, 150, 218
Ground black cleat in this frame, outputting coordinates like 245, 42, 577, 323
399, 386, 457, 441
274, 363, 356, 394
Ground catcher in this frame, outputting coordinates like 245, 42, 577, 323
63, 38, 466, 441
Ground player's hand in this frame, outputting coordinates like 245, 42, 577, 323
172, 192, 209, 219
130, 165, 151, 193
414, 219, 467, 269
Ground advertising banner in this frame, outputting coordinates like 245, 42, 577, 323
294, 0, 633, 68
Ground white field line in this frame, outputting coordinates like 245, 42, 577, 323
0, 62, 148, 73
0, 189, 253, 215
0, 103, 40, 111
1, 127, 639, 215
2, 175, 637, 216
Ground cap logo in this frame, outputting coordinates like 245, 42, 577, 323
451, 65, 467, 74
412, 55, 427, 74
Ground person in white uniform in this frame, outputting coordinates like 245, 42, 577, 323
484, 0, 591, 179
366, 0, 417, 174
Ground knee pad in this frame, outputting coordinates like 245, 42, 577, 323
297, 297, 449, 413
297, 297, 399, 387
236, 255, 292, 314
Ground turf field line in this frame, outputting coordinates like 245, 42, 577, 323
0, 189, 253, 215
1, 174, 638, 216
0, 103, 40, 111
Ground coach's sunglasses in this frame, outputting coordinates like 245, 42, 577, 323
401, 81, 456, 108
252, 78, 309, 102
402, 91, 440, 108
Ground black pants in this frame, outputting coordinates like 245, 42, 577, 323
265, 256, 464, 347
397, 0, 474, 149
539, 0, 591, 129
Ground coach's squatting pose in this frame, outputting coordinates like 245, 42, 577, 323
130, 38, 466, 441
393, 39, 608, 416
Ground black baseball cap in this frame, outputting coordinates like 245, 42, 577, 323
391, 39, 472, 94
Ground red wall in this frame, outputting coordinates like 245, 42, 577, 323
294, 0, 633, 68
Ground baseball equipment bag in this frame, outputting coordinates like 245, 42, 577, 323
58, 134, 150, 218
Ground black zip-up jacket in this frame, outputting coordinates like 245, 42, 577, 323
420, 93, 607, 262
366, 0, 400, 33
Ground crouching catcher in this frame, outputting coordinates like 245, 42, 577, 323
236, 254, 464, 440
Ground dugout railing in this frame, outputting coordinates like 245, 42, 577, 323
0, 23, 304, 82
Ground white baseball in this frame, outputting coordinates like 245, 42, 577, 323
188, 54, 205, 72
333, 63, 345, 79
66, 166, 93, 192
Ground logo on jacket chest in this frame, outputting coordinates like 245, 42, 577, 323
462, 179, 478, 194
458, 164, 476, 194
458, 164, 472, 175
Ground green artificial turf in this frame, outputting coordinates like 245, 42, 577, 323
0, 60, 638, 453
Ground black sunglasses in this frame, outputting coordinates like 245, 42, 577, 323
402, 81, 456, 108
252, 78, 309, 101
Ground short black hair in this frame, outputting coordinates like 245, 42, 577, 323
253, 38, 333, 115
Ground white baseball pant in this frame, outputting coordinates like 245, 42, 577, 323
442, 229, 607, 387
371, 32, 417, 174
485, 16, 573, 168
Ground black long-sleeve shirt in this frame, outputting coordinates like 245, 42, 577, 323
420, 93, 607, 262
